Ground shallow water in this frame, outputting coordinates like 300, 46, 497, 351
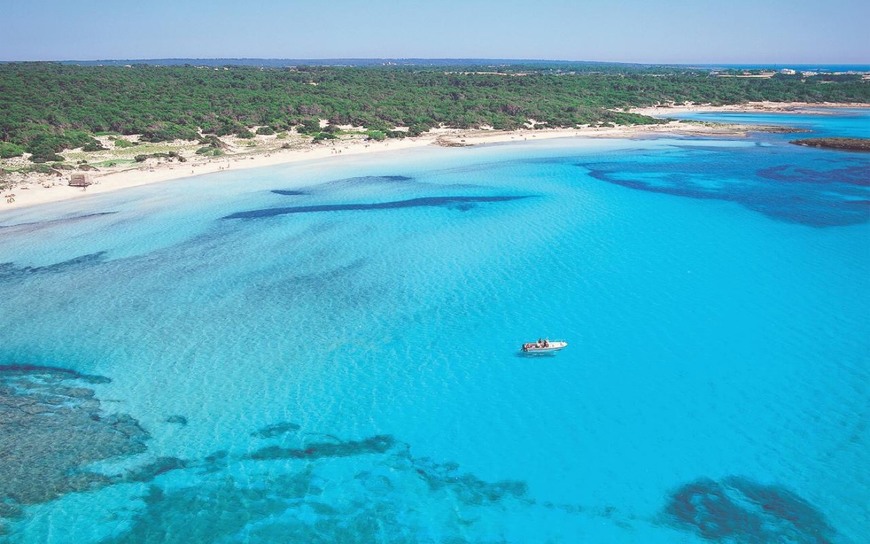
1, 111, 868, 543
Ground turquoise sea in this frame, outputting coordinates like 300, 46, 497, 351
1, 110, 868, 543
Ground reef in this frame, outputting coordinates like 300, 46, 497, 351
791, 137, 870, 152
245, 434, 395, 460
2, 373, 544, 544
123, 457, 189, 483
164, 415, 188, 426
222, 195, 531, 220
321, 175, 414, 186
0, 212, 117, 233
103, 422, 538, 544
585, 158, 870, 227
664, 476, 836, 543
0, 251, 107, 282
413, 456, 529, 507
3, 363, 647, 542
270, 189, 308, 196
0, 365, 149, 525
250, 421, 300, 438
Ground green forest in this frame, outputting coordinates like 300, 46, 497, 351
1, 62, 868, 162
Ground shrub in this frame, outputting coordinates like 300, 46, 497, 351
31, 151, 65, 163
366, 130, 386, 141
113, 139, 136, 149
24, 164, 60, 175
198, 135, 227, 149
196, 146, 223, 156
139, 123, 199, 143
213, 121, 239, 137
256, 126, 275, 135
26, 134, 67, 161
82, 142, 107, 152
0, 142, 25, 158
64, 130, 99, 150
296, 119, 321, 135
135, 152, 186, 162
408, 124, 431, 136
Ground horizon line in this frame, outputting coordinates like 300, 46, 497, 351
2, 57, 869, 67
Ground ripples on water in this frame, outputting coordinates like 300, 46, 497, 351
1, 111, 868, 543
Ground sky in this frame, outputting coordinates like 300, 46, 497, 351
2, 0, 868, 64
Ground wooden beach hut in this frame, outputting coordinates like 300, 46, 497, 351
69, 173, 92, 187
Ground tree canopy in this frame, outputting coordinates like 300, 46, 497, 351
1, 62, 867, 161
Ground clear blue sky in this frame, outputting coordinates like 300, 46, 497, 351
2, 0, 868, 63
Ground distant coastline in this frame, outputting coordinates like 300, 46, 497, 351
11, 59, 869, 74
3, 102, 866, 211
631, 100, 870, 117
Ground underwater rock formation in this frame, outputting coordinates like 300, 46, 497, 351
791, 137, 870, 153
664, 476, 836, 543
123, 457, 189, 483
222, 195, 531, 220
104, 424, 537, 544
245, 434, 395, 460
250, 421, 300, 438
4, 360, 653, 544
0, 365, 149, 524
585, 157, 870, 227
0, 251, 107, 282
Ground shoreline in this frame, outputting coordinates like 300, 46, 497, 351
630, 100, 870, 117
2, 102, 866, 212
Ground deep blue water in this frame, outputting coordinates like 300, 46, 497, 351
0, 111, 868, 543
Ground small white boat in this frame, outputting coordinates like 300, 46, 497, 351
521, 339, 568, 354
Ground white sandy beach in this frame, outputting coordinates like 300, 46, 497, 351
2, 103, 866, 211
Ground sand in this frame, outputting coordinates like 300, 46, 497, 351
631, 100, 870, 117
2, 104, 865, 212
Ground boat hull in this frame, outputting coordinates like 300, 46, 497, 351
521, 341, 568, 354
